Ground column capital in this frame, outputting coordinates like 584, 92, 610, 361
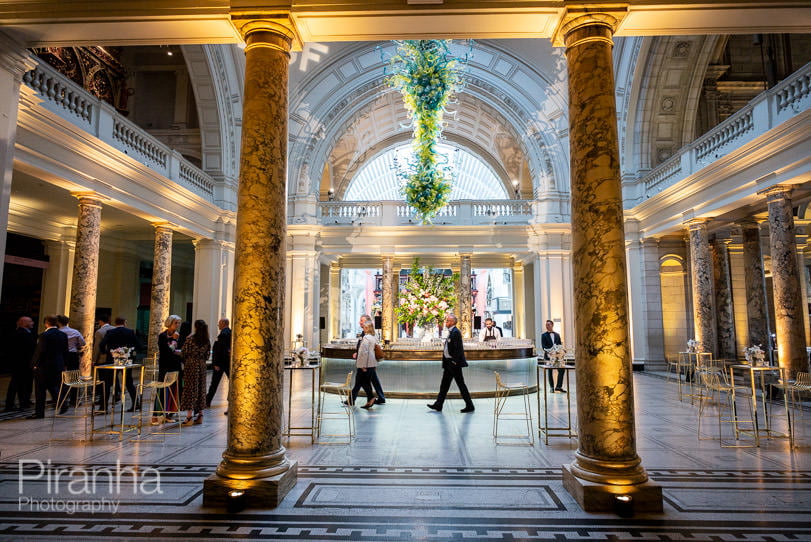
736, 217, 766, 230
151, 221, 175, 233
758, 184, 793, 202
230, 13, 301, 53
70, 191, 108, 207
553, 5, 628, 47
683, 217, 711, 230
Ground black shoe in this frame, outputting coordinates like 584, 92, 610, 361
361, 401, 374, 410
59, 405, 69, 414
427, 403, 442, 412
28, 414, 44, 419
374, 399, 386, 404
555, 388, 567, 394
460, 406, 475, 413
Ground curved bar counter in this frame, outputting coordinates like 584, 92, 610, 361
320, 339, 537, 399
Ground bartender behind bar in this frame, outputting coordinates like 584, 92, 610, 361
478, 318, 502, 342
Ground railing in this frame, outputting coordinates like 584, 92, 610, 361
319, 200, 532, 226
23, 60, 215, 202
642, 61, 811, 198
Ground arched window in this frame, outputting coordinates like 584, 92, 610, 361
343, 144, 508, 201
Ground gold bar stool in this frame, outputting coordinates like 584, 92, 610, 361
696, 369, 753, 447
51, 370, 105, 440
493, 371, 534, 446
138, 371, 181, 437
316, 371, 354, 444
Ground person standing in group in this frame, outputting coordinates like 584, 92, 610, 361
181, 319, 211, 426
99, 317, 143, 412
478, 317, 502, 343
92, 314, 115, 366
427, 314, 475, 413
56, 315, 85, 406
206, 318, 231, 410
357, 314, 386, 404
541, 319, 566, 393
349, 321, 378, 409
4, 316, 36, 412
152, 315, 182, 424
29, 315, 68, 419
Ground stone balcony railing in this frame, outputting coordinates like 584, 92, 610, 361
319, 200, 533, 226
640, 60, 811, 198
22, 59, 216, 202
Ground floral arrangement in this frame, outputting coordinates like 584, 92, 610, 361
395, 258, 458, 328
686, 339, 698, 353
744, 344, 765, 366
386, 40, 466, 223
293, 347, 310, 366
544, 344, 568, 367
110, 346, 134, 366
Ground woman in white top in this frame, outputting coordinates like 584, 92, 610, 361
350, 321, 379, 409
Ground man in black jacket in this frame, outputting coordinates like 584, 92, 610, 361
541, 320, 566, 393
427, 314, 475, 413
99, 317, 143, 412
5, 316, 36, 411
206, 318, 232, 408
29, 315, 68, 418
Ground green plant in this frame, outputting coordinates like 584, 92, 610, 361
387, 40, 465, 223
395, 258, 459, 327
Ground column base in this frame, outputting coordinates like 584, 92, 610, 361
562, 464, 663, 513
203, 460, 298, 509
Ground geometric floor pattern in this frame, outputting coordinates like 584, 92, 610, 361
0, 371, 808, 541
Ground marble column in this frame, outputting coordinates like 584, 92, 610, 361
204, 17, 297, 507
686, 219, 717, 356
328, 262, 341, 340
739, 220, 770, 348
390, 264, 401, 340
68, 193, 105, 377
711, 237, 737, 359
193, 238, 235, 333
147, 224, 173, 359
458, 254, 472, 338
381, 256, 394, 342
761, 185, 807, 378
512, 261, 525, 339
559, 12, 661, 512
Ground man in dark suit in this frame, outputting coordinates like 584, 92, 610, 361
99, 317, 143, 412
427, 314, 475, 413
206, 318, 232, 408
5, 316, 36, 411
541, 319, 566, 393
29, 315, 68, 418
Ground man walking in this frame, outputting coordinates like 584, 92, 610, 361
541, 319, 566, 393
427, 314, 474, 413
29, 315, 68, 418
206, 318, 232, 409
5, 316, 36, 411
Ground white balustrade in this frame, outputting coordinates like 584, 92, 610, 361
23, 60, 215, 202
319, 199, 531, 226
642, 61, 811, 197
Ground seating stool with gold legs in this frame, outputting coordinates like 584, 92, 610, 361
696, 369, 754, 447
136, 371, 181, 438
316, 371, 354, 444
771, 371, 809, 447
51, 370, 105, 440
493, 371, 534, 446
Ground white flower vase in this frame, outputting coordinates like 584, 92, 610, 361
421, 324, 435, 343
413, 326, 425, 340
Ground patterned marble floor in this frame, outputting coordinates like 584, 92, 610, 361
0, 370, 808, 541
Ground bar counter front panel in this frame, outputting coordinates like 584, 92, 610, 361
321, 346, 537, 399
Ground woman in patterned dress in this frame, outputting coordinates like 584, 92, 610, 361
180, 319, 210, 426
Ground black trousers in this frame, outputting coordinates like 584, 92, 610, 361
547, 368, 565, 390
5, 364, 33, 409
434, 364, 473, 408
350, 368, 376, 404
34, 365, 62, 417
206, 365, 229, 405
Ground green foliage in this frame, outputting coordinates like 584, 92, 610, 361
386, 40, 464, 224
395, 258, 459, 327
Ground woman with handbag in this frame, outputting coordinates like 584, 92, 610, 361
349, 321, 379, 409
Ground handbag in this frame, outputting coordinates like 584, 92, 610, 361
374, 343, 384, 361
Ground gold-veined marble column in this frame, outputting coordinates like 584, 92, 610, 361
459, 254, 472, 338
381, 256, 394, 342
711, 237, 737, 360
739, 219, 770, 348
761, 185, 807, 378
147, 224, 173, 359
68, 192, 106, 377
203, 16, 298, 508
558, 11, 662, 512
686, 219, 717, 356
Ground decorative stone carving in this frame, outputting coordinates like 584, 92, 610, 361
686, 219, 717, 356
